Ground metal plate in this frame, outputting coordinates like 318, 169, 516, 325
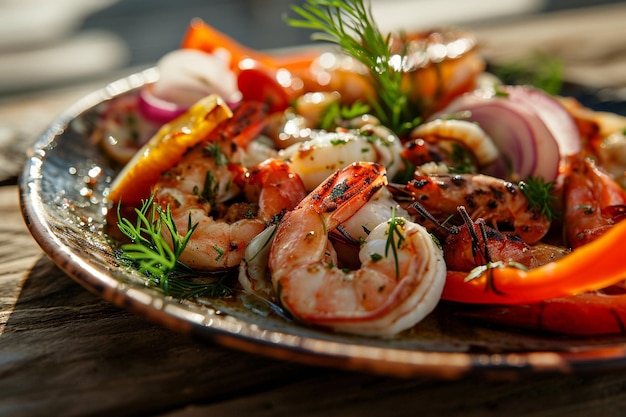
19, 68, 626, 379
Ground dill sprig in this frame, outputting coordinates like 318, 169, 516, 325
286, 0, 414, 133
384, 207, 406, 280
519, 176, 558, 221
116, 195, 231, 298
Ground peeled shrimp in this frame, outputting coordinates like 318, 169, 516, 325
155, 155, 305, 270
239, 182, 408, 302
153, 103, 307, 270
268, 162, 446, 336
563, 155, 626, 249
279, 125, 404, 191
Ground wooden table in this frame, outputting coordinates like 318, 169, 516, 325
3, 4, 626, 416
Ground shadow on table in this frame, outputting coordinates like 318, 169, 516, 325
0, 255, 321, 416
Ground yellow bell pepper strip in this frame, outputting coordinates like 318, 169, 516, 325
442, 217, 626, 305
107, 95, 232, 206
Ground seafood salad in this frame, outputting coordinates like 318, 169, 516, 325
102, 0, 626, 337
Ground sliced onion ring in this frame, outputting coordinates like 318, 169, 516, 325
137, 85, 188, 125
500, 85, 581, 156
433, 89, 562, 182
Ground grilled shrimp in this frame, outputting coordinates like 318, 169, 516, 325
268, 162, 446, 336
155, 154, 306, 270
279, 125, 404, 191
239, 182, 410, 300
563, 155, 626, 249
153, 103, 307, 270
410, 202, 540, 272
399, 173, 551, 244
559, 96, 626, 187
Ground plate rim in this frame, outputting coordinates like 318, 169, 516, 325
18, 68, 626, 379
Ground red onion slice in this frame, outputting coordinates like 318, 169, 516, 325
137, 85, 188, 125
500, 85, 581, 156
434, 90, 561, 181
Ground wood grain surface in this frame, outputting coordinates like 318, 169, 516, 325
4, 3, 626, 416
4, 162, 626, 417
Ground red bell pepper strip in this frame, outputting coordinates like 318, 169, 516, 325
457, 291, 626, 335
237, 67, 292, 113
442, 217, 626, 305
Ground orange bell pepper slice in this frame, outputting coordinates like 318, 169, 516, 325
180, 19, 318, 73
442, 218, 626, 305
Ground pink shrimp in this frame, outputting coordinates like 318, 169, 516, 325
268, 162, 446, 336
563, 155, 626, 249
447, 156, 626, 335
400, 173, 551, 244
153, 103, 307, 270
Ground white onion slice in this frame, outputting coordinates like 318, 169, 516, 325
136, 49, 243, 124
151, 49, 241, 108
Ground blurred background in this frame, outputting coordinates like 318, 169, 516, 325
1, 0, 625, 97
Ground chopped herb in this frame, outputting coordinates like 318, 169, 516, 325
245, 208, 256, 219
330, 138, 349, 146
446, 142, 477, 174
370, 253, 383, 262
204, 142, 229, 166
319, 101, 370, 130
519, 176, 558, 221
391, 156, 415, 184
494, 86, 509, 97
363, 134, 386, 146
213, 245, 225, 261
465, 261, 528, 283
330, 181, 349, 199
201, 171, 219, 208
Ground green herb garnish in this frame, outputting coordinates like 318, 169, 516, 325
384, 207, 406, 280
446, 142, 478, 174
519, 176, 558, 221
286, 0, 413, 133
204, 142, 229, 166
116, 195, 230, 298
